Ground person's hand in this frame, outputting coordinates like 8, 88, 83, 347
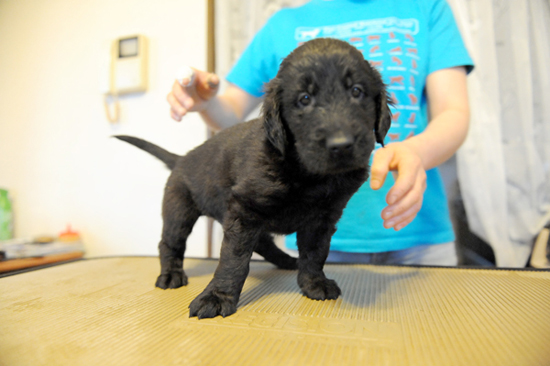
369, 142, 427, 231
167, 67, 220, 121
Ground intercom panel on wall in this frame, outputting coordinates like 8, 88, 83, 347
108, 35, 148, 95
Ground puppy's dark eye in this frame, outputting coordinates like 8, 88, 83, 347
351, 85, 364, 98
298, 93, 312, 107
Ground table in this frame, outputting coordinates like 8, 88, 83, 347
0, 251, 83, 273
1, 257, 549, 365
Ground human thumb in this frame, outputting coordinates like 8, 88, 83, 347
196, 72, 220, 101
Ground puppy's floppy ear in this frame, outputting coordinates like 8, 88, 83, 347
374, 90, 392, 147
261, 78, 287, 154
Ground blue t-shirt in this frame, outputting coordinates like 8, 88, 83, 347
227, 0, 474, 253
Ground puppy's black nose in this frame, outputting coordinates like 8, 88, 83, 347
326, 131, 354, 155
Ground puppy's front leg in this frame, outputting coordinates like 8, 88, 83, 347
296, 223, 341, 300
189, 217, 259, 319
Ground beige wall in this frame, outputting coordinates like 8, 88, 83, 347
0, 0, 210, 257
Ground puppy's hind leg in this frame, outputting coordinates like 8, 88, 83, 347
255, 233, 298, 270
156, 183, 200, 289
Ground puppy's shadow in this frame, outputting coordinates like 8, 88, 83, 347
184, 258, 220, 278
328, 265, 422, 308
237, 263, 422, 311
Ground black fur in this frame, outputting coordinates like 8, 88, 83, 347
115, 38, 391, 319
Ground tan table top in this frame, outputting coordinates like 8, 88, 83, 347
1, 257, 549, 365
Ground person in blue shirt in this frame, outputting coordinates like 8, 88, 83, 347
166, 0, 473, 266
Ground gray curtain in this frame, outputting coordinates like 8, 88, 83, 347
450, 0, 550, 266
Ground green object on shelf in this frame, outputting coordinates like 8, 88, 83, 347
0, 189, 13, 240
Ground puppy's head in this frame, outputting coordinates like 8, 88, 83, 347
262, 38, 391, 175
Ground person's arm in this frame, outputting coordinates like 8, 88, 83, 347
167, 68, 262, 131
370, 66, 470, 231
198, 84, 263, 131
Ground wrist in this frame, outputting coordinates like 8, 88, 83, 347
397, 138, 428, 170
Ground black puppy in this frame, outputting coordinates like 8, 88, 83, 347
116, 38, 391, 319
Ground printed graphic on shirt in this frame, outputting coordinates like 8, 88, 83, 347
294, 17, 422, 146
294, 18, 419, 41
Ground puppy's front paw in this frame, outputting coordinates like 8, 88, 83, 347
189, 290, 237, 319
155, 271, 188, 289
299, 276, 341, 300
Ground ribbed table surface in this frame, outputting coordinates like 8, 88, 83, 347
1, 257, 549, 366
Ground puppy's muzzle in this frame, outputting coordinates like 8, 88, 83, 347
326, 131, 355, 157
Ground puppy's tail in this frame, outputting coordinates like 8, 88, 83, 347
114, 135, 179, 170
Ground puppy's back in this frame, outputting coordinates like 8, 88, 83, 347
176, 118, 270, 220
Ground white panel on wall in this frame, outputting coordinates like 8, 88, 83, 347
0, 0, 209, 257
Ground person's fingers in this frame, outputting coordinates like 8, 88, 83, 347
385, 166, 426, 217
195, 70, 220, 101
382, 171, 426, 230
168, 66, 220, 123
171, 81, 196, 110
370, 147, 393, 190
170, 108, 183, 122
391, 209, 419, 231
385, 154, 424, 205
167, 91, 187, 121
176, 65, 195, 87
382, 185, 422, 221
383, 195, 423, 227
370, 143, 427, 231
